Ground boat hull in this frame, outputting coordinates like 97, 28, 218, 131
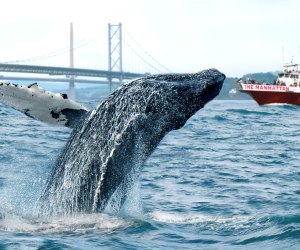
241, 90, 300, 105
238, 83, 300, 105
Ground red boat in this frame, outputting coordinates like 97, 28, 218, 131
237, 64, 300, 105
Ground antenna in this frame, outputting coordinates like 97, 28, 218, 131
282, 46, 285, 66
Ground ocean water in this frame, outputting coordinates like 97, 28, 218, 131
0, 99, 299, 249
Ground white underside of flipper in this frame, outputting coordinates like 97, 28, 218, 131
0, 82, 88, 127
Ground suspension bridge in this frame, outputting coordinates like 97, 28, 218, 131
0, 23, 171, 98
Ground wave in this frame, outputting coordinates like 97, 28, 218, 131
148, 211, 300, 241
0, 213, 131, 234
148, 211, 250, 225
226, 108, 275, 116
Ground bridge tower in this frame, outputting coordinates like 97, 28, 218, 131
108, 23, 123, 92
69, 22, 76, 100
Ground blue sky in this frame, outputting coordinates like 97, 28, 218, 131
0, 0, 299, 77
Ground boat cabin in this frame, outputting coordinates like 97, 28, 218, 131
276, 63, 300, 87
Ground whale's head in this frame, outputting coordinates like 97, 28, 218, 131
138, 68, 225, 131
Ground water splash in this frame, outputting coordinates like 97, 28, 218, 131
0, 212, 131, 233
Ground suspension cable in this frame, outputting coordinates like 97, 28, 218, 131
123, 27, 172, 73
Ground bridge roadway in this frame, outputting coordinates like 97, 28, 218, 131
0, 63, 145, 80
0, 76, 120, 84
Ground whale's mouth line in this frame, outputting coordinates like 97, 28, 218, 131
210, 81, 223, 99
195, 78, 224, 106
204, 78, 224, 94
211, 73, 225, 95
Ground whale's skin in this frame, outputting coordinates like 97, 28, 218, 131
0, 82, 88, 128
39, 69, 225, 215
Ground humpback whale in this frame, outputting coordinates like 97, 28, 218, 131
0, 69, 225, 215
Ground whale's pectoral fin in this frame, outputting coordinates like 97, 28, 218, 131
0, 82, 89, 128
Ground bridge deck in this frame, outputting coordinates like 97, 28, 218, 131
0, 63, 145, 79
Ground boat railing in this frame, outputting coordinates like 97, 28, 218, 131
283, 63, 299, 72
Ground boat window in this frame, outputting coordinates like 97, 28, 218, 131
284, 74, 290, 78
